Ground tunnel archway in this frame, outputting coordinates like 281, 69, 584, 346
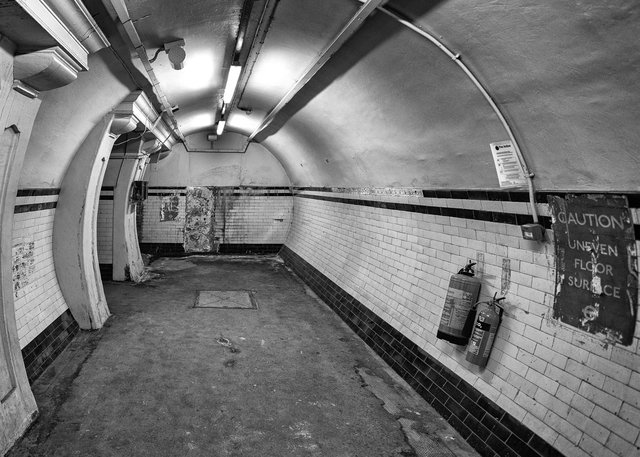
54, 91, 178, 329
1, 1, 639, 456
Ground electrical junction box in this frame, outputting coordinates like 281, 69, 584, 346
521, 223, 545, 241
130, 181, 148, 202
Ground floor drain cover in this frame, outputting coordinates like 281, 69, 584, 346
194, 290, 257, 309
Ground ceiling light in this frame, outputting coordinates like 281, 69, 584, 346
223, 65, 242, 104
216, 120, 226, 135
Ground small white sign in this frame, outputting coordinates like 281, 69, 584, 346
490, 140, 527, 188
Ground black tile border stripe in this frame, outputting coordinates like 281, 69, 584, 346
296, 193, 549, 228
279, 245, 565, 457
139, 242, 185, 257
421, 189, 640, 207
148, 192, 187, 197
296, 193, 640, 240
149, 186, 292, 190
219, 244, 283, 254
99, 196, 114, 200
145, 192, 292, 197
14, 202, 57, 213
16, 188, 60, 197
21, 310, 79, 384
147, 186, 293, 191
148, 186, 188, 190
139, 243, 283, 257
226, 192, 293, 197
99, 263, 112, 281
294, 187, 640, 208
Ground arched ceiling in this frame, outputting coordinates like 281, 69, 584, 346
10, 0, 640, 191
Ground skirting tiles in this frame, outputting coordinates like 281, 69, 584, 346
279, 245, 563, 457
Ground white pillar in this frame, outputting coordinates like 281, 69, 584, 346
0, 42, 42, 456
112, 139, 155, 281
53, 115, 121, 329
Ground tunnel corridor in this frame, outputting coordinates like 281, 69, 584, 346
1, 1, 640, 456
8, 256, 479, 457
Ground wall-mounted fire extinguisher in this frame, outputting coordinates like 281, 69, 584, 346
436, 262, 481, 345
466, 293, 505, 367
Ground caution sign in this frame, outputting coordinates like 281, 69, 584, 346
549, 194, 638, 345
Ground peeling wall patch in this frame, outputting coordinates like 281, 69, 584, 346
13, 239, 36, 297
159, 194, 180, 222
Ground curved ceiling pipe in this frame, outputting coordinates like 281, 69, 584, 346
370, 3, 539, 223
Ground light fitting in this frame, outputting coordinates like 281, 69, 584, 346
223, 65, 242, 104
149, 39, 186, 70
216, 120, 226, 136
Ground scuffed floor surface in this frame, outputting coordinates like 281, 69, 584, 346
9, 256, 479, 457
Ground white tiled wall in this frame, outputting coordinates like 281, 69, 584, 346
208, 190, 293, 244
285, 189, 640, 457
140, 193, 186, 243
97, 198, 113, 263
140, 188, 293, 246
12, 194, 68, 348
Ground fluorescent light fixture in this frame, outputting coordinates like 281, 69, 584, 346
223, 65, 242, 104
216, 120, 226, 135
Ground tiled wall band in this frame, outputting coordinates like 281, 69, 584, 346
13, 189, 72, 383
283, 188, 640, 457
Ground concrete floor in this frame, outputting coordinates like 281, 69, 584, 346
8, 256, 479, 457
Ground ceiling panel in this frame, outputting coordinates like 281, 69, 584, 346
125, 0, 244, 135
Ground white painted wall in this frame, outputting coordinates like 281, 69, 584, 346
146, 140, 290, 187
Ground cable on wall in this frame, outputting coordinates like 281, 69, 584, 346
367, 2, 540, 223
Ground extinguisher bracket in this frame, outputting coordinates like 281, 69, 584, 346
458, 262, 477, 277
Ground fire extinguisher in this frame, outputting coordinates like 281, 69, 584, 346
436, 262, 481, 345
466, 293, 505, 367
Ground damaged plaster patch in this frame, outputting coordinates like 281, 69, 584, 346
184, 187, 213, 252
184, 187, 239, 253
13, 239, 36, 297
501, 258, 511, 295
159, 194, 180, 222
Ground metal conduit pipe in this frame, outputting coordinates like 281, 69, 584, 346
106, 0, 184, 142
368, 3, 539, 223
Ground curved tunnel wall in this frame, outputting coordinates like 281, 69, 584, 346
12, 49, 135, 382
260, 4, 640, 457
255, 2, 640, 190
2, 1, 640, 457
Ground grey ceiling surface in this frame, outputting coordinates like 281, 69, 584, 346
11, 0, 640, 190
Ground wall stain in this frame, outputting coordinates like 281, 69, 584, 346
159, 194, 180, 222
184, 187, 239, 252
500, 258, 511, 295
184, 187, 213, 252
13, 239, 36, 297
183, 186, 289, 252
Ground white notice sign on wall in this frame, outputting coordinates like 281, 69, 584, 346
489, 140, 527, 188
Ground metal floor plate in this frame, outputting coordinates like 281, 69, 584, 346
194, 290, 257, 309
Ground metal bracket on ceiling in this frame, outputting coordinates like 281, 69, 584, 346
104, 0, 185, 144
246, 0, 387, 143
